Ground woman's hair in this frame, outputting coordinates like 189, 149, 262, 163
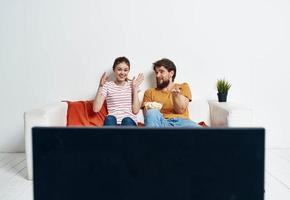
113, 56, 130, 70
153, 58, 176, 82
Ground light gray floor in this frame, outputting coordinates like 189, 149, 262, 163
0, 150, 289, 200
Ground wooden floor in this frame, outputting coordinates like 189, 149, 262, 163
0, 150, 290, 200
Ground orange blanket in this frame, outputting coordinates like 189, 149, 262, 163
66, 100, 108, 127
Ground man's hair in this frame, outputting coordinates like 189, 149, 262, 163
113, 56, 130, 70
153, 58, 176, 82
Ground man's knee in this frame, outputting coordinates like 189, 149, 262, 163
144, 109, 164, 127
145, 109, 162, 119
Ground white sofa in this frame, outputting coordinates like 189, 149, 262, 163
24, 99, 252, 180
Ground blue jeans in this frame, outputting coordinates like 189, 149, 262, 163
103, 115, 137, 126
144, 109, 200, 128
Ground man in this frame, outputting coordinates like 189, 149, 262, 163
142, 58, 200, 127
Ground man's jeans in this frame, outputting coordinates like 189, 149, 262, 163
103, 115, 137, 126
144, 109, 200, 127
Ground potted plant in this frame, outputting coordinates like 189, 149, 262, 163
216, 79, 231, 102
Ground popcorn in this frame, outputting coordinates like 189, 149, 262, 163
144, 102, 163, 110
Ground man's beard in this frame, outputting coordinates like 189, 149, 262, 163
156, 79, 170, 89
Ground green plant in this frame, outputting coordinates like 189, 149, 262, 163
216, 79, 231, 93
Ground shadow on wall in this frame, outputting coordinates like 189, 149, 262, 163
147, 71, 156, 88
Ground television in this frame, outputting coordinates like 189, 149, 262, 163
33, 127, 265, 200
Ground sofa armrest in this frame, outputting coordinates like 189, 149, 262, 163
24, 102, 68, 180
209, 101, 253, 127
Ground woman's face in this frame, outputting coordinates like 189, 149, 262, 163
114, 62, 130, 83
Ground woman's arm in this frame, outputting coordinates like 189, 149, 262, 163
131, 73, 144, 114
93, 72, 107, 113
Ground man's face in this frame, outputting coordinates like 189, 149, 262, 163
154, 66, 174, 89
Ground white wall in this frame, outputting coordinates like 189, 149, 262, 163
0, 0, 289, 152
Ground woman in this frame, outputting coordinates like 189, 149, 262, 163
93, 56, 144, 126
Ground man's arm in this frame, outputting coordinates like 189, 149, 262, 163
171, 83, 190, 114
172, 93, 189, 114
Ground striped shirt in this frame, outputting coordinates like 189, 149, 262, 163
101, 81, 137, 124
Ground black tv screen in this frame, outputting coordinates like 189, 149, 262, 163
33, 127, 265, 200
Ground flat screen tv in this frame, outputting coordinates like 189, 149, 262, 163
33, 127, 265, 200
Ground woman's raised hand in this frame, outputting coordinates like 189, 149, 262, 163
99, 72, 108, 87
132, 73, 144, 90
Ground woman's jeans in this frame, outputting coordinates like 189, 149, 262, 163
103, 115, 137, 126
144, 109, 200, 127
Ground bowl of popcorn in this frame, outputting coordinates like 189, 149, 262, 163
144, 102, 163, 110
